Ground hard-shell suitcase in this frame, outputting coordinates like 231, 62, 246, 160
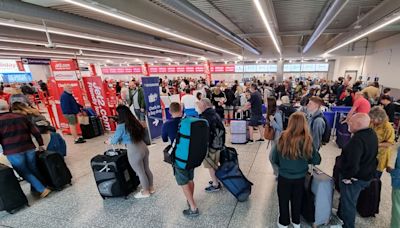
91, 149, 140, 199
336, 121, 351, 148
81, 116, 103, 139
216, 156, 253, 202
231, 113, 249, 144
37, 151, 72, 189
302, 167, 334, 226
0, 164, 28, 213
357, 178, 381, 217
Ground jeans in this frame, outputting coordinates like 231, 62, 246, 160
7, 149, 46, 193
277, 176, 305, 226
134, 109, 146, 121
392, 189, 400, 228
338, 176, 370, 228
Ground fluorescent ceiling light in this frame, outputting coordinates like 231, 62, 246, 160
254, 0, 281, 54
0, 19, 204, 58
0, 46, 143, 60
63, 0, 242, 58
324, 12, 400, 54
0, 36, 165, 58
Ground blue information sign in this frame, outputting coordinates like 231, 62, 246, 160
0, 73, 32, 83
141, 77, 163, 139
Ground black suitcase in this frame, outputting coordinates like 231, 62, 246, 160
0, 164, 28, 213
301, 172, 315, 223
357, 178, 381, 217
81, 116, 104, 139
37, 151, 72, 190
90, 149, 140, 199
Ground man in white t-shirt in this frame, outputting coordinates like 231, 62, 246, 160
181, 89, 198, 117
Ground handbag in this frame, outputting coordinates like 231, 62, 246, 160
163, 145, 172, 164
264, 123, 275, 140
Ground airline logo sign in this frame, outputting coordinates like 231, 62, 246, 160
50, 60, 78, 71
82, 77, 114, 131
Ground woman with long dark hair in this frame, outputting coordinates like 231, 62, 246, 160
271, 112, 321, 228
107, 105, 154, 198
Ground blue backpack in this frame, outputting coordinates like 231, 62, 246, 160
172, 117, 209, 170
47, 132, 67, 157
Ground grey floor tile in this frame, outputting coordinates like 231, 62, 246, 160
0, 134, 393, 228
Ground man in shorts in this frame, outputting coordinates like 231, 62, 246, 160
60, 85, 85, 144
238, 83, 265, 143
197, 98, 226, 193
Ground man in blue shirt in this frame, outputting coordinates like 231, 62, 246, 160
161, 102, 182, 144
60, 85, 85, 144
162, 103, 199, 217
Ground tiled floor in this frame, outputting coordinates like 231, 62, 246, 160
0, 131, 393, 228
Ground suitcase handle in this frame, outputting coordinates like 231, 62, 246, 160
104, 145, 121, 156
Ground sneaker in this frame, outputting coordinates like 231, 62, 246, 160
247, 140, 255, 144
134, 191, 151, 199
205, 183, 221, 192
150, 189, 156, 194
277, 221, 288, 228
40, 188, 51, 198
74, 138, 86, 144
256, 138, 265, 142
182, 208, 199, 217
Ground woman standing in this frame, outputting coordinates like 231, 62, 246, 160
107, 105, 154, 198
271, 112, 321, 228
369, 106, 396, 179
267, 97, 283, 176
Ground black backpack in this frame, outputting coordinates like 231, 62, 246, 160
311, 113, 331, 145
279, 105, 296, 130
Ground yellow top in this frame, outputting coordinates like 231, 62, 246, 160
362, 86, 380, 99
371, 121, 396, 171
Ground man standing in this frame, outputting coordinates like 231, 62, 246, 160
345, 92, 371, 123
180, 89, 197, 117
0, 99, 51, 198
338, 113, 378, 228
238, 84, 265, 143
306, 96, 326, 150
60, 85, 85, 144
162, 102, 198, 217
128, 81, 146, 121
197, 98, 226, 193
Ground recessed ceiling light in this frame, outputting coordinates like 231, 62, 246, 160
63, 0, 242, 58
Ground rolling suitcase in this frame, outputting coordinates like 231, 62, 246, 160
91, 148, 140, 199
302, 167, 334, 226
357, 178, 381, 217
37, 151, 72, 189
231, 113, 249, 144
336, 121, 351, 148
81, 116, 103, 139
0, 164, 28, 213
216, 148, 253, 202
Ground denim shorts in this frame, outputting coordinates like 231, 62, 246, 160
174, 167, 194, 186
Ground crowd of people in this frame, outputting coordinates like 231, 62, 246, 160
1, 74, 400, 228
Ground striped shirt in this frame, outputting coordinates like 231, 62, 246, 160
0, 112, 43, 155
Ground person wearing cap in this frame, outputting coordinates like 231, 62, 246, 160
306, 96, 326, 150
0, 99, 51, 198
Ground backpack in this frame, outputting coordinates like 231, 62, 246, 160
171, 117, 210, 170
279, 105, 296, 130
311, 113, 331, 145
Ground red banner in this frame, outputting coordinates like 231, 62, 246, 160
16, 60, 25, 72
50, 59, 78, 71
101, 64, 235, 75
82, 77, 115, 131
142, 62, 150, 76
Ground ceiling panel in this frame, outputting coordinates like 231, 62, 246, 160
272, 0, 328, 32
328, 0, 384, 29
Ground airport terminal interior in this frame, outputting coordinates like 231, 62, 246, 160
0, 0, 400, 227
